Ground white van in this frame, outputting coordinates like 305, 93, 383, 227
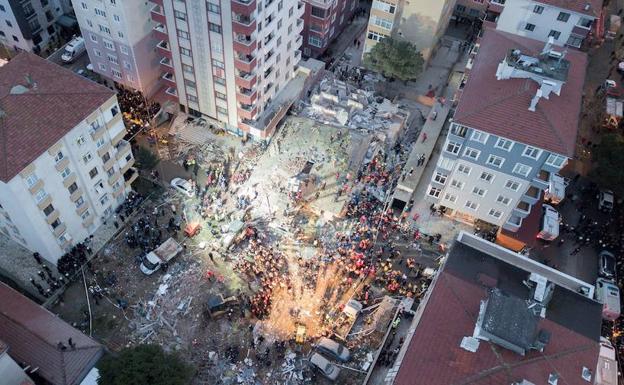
595, 278, 621, 321
61, 36, 86, 63
594, 337, 618, 385
544, 174, 567, 205
537, 204, 560, 241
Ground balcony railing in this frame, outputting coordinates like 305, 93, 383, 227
160, 57, 172, 67
165, 87, 178, 96
162, 72, 175, 82
157, 40, 170, 51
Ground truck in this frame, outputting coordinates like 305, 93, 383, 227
594, 337, 618, 385
544, 174, 567, 205
61, 36, 86, 63
333, 299, 363, 340
595, 278, 621, 321
537, 204, 560, 241
140, 237, 183, 275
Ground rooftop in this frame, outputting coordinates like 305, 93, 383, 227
393, 233, 602, 385
0, 282, 103, 385
0, 52, 115, 182
535, 0, 603, 18
454, 29, 587, 156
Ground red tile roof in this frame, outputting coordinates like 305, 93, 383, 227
534, 0, 603, 17
454, 29, 587, 157
0, 283, 102, 385
0, 52, 115, 182
393, 243, 601, 385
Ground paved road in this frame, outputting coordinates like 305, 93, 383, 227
47, 42, 96, 81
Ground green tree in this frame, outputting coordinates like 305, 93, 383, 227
97, 344, 194, 385
590, 133, 624, 196
363, 38, 424, 82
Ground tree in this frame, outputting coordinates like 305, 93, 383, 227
590, 133, 624, 196
97, 344, 194, 385
135, 146, 159, 170
363, 38, 424, 82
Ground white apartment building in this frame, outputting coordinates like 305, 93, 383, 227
72, 0, 162, 96
487, 0, 602, 48
151, 0, 305, 139
0, 53, 137, 263
427, 29, 586, 232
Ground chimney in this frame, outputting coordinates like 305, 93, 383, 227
529, 89, 542, 111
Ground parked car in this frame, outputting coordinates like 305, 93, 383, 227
170, 177, 193, 197
598, 190, 615, 212
315, 337, 350, 362
598, 250, 617, 280
309, 353, 340, 381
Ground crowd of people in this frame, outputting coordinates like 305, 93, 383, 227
117, 88, 160, 137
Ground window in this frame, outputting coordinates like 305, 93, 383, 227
96, 137, 105, 148
94, 8, 106, 17
557, 12, 570, 22
208, 23, 222, 33
444, 193, 457, 203
505, 180, 520, 191
445, 141, 461, 155
86, 20, 92, 27
548, 30, 561, 40
103, 40, 114, 50
311, 6, 325, 18
102, 152, 111, 163
177, 29, 190, 39
89, 167, 99, 179
533, 5, 544, 14
215, 91, 226, 100
480, 172, 494, 183
450, 179, 464, 189
367, 31, 388, 42
106, 167, 115, 177
188, 95, 198, 103
25, 174, 39, 188
43, 204, 54, 216
12, 35, 18, 42
118, 31, 124, 38
214, 76, 225, 85
34, 189, 47, 203
184, 79, 196, 89
5, 20, 12, 27
463, 147, 480, 160
82, 152, 93, 164
174, 10, 186, 21
457, 164, 471, 175
107, 54, 118, 64
217, 106, 228, 115
208, 2, 220, 13
212, 59, 224, 68
525, 23, 536, 31
496, 195, 511, 205
456, 4, 466, 12
522, 146, 541, 159
371, 16, 393, 30
113, 14, 120, 22
437, 157, 455, 171
81, 210, 91, 220
76, 136, 86, 146
68, 182, 78, 194
81, 1, 87, 8
98, 63, 106, 71
451, 124, 468, 137
99, 194, 109, 206
487, 155, 504, 168
50, 218, 61, 229
111, 105, 119, 117
465, 200, 478, 210
545, 154, 566, 168
513, 163, 532, 177
578, 17, 592, 28
94, 49, 102, 57
308, 35, 323, 48
75, 196, 84, 208
472, 187, 487, 197
112, 69, 122, 78
433, 172, 447, 184
61, 167, 71, 179
489, 209, 503, 219
495, 138, 514, 151
54, 150, 64, 163
470, 130, 488, 144
90, 34, 97, 42
427, 186, 441, 198
99, 25, 111, 34
180, 47, 191, 57
0, 5, 5, 11
373, 0, 396, 13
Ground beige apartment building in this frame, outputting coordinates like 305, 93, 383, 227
363, 0, 456, 62
0, 53, 137, 264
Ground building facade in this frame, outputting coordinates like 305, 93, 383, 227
0, 0, 69, 54
151, 0, 304, 139
453, 0, 489, 21
363, 0, 455, 63
0, 53, 136, 263
426, 29, 586, 232
300, 0, 357, 58
72, 0, 162, 96
485, 0, 602, 48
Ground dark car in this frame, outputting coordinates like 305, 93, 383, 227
598, 251, 617, 280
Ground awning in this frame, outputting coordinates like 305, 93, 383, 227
56, 15, 77, 28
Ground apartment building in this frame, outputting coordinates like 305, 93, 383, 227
454, 0, 489, 21
426, 28, 586, 232
363, 0, 455, 63
0, 53, 137, 263
300, 0, 357, 58
485, 0, 603, 48
151, 0, 304, 139
0, 0, 70, 53
72, 0, 162, 97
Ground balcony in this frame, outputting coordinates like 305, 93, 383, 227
150, 4, 166, 24
233, 15, 257, 35
235, 72, 257, 89
234, 35, 257, 55
150, 0, 164, 6
264, 50, 274, 62
115, 139, 132, 160
235, 55, 257, 72
153, 23, 167, 39
121, 157, 136, 175
124, 167, 139, 186
162, 71, 175, 84
160, 57, 173, 69
157, 40, 172, 59
264, 66, 273, 78
89, 122, 106, 140
532, 169, 550, 190
231, 0, 256, 16
53, 223, 67, 238
165, 86, 178, 97
523, 186, 541, 205
237, 87, 257, 105
237, 104, 258, 120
